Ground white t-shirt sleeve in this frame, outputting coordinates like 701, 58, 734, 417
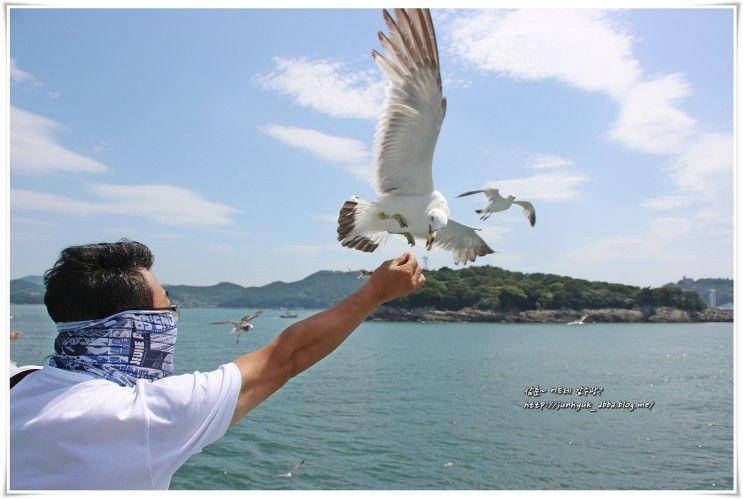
141, 362, 241, 487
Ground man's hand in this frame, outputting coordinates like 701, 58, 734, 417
366, 252, 426, 304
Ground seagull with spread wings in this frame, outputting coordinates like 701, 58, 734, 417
457, 189, 536, 226
337, 8, 493, 265
210, 310, 263, 344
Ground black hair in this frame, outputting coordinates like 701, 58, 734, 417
43, 239, 155, 322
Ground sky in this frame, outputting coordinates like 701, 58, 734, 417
6, 4, 736, 288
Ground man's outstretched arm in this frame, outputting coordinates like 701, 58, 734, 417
229, 252, 425, 426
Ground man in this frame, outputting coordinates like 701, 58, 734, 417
10, 240, 425, 490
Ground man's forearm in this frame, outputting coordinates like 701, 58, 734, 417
279, 283, 383, 378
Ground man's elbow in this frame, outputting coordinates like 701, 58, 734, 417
287, 350, 309, 379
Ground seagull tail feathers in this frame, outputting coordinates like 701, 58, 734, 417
337, 197, 387, 253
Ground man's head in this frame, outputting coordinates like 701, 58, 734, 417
44, 239, 168, 323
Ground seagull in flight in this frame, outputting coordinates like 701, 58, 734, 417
457, 189, 536, 226
348, 268, 373, 279
337, 9, 493, 265
567, 314, 589, 326
210, 310, 263, 344
274, 459, 305, 479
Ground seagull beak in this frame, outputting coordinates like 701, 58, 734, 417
426, 225, 437, 251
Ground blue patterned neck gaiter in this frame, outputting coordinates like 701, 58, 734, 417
47, 310, 177, 387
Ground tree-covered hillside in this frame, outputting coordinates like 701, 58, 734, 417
389, 266, 706, 313
11, 267, 713, 313
165, 270, 366, 308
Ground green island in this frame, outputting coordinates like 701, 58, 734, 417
11, 267, 733, 323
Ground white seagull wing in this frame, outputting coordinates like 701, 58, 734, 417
456, 189, 486, 198
243, 310, 263, 322
512, 200, 536, 226
371, 9, 445, 196
433, 219, 495, 264
457, 188, 504, 203
484, 189, 506, 203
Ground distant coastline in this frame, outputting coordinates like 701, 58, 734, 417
11, 268, 733, 324
368, 306, 734, 323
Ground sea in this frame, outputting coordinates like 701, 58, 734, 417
8, 304, 735, 491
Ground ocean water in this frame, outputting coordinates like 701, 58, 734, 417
9, 304, 734, 490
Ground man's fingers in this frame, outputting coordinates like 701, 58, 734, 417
393, 252, 411, 266
417, 272, 427, 287
413, 265, 425, 289
403, 253, 418, 271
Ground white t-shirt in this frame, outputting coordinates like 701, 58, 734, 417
10, 362, 241, 490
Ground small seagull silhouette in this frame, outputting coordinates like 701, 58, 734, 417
457, 188, 536, 226
210, 310, 263, 343
274, 459, 305, 478
349, 268, 373, 279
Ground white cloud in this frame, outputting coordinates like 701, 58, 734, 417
525, 153, 574, 170
641, 194, 696, 210
10, 58, 40, 86
11, 59, 60, 98
485, 171, 589, 201
608, 73, 696, 154
11, 106, 109, 175
566, 216, 691, 266
664, 132, 733, 198
11, 184, 239, 227
648, 217, 692, 240
448, 10, 641, 97
641, 131, 733, 225
261, 123, 371, 181
12, 190, 102, 216
476, 225, 510, 244
444, 10, 701, 157
558, 214, 733, 285
256, 57, 385, 119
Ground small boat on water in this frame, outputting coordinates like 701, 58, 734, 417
280, 309, 298, 319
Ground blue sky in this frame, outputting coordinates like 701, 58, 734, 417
7, 6, 735, 287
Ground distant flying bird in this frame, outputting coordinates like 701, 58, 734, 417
274, 459, 305, 479
349, 268, 373, 279
210, 310, 263, 343
337, 8, 493, 265
567, 314, 589, 326
457, 189, 536, 226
